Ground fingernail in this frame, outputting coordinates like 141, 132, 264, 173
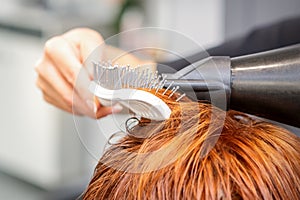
112, 103, 123, 113
86, 99, 97, 113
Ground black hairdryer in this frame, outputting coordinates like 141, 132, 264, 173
163, 44, 300, 128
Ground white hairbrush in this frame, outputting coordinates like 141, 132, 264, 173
89, 62, 185, 121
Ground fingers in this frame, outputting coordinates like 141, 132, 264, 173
95, 104, 123, 119
35, 56, 74, 107
35, 55, 93, 117
36, 79, 72, 113
44, 36, 82, 85
61, 28, 106, 112
36, 28, 105, 118
62, 28, 104, 63
36, 72, 99, 117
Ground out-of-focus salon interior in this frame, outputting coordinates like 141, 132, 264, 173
0, 0, 299, 199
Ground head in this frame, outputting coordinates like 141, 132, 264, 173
83, 90, 300, 200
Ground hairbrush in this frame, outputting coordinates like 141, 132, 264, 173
89, 62, 186, 121
89, 45, 300, 127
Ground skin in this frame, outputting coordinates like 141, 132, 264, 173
35, 28, 154, 118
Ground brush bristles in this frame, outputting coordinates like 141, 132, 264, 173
93, 61, 185, 101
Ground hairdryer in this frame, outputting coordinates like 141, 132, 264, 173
163, 44, 300, 128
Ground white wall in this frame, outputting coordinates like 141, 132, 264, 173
0, 29, 62, 188
225, 0, 300, 39
145, 0, 225, 51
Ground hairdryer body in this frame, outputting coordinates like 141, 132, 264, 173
164, 44, 300, 127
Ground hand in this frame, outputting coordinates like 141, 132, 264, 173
35, 28, 123, 118
35, 28, 156, 118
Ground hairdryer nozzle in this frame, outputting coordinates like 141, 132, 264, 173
231, 44, 300, 127
164, 44, 300, 128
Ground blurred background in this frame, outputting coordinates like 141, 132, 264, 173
0, 0, 299, 199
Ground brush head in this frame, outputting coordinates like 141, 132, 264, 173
89, 61, 184, 120
93, 61, 162, 90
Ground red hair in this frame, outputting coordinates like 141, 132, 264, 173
83, 90, 300, 199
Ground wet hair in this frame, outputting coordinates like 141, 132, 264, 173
83, 90, 300, 200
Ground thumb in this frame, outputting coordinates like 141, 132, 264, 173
95, 104, 123, 119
